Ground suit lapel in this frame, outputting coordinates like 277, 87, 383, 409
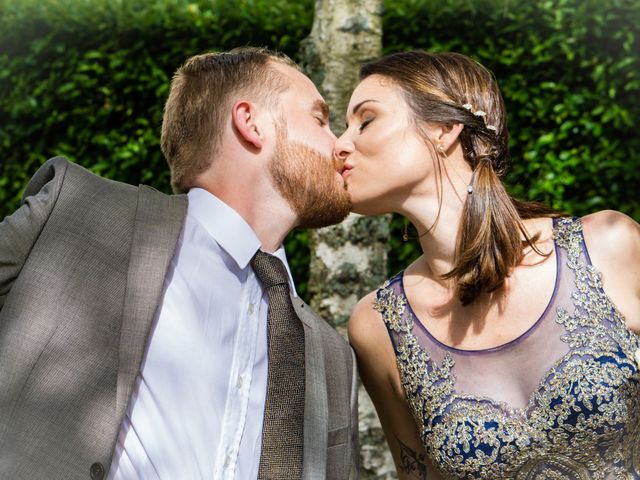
116, 186, 187, 420
292, 296, 328, 480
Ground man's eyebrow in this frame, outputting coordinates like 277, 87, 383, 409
313, 100, 330, 120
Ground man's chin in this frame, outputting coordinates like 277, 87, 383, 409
298, 210, 350, 229
297, 196, 351, 229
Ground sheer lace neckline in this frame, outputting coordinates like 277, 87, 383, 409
398, 221, 561, 354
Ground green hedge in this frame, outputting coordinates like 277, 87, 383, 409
0, 0, 313, 199
1, 0, 639, 292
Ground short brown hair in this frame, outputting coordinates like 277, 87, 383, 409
161, 47, 296, 193
361, 51, 556, 305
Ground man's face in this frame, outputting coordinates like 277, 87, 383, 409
268, 64, 351, 228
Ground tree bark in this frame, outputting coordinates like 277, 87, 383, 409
300, 1, 395, 477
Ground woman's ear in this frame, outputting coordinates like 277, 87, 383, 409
231, 100, 263, 149
434, 123, 464, 152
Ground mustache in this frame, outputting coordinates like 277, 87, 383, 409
332, 154, 344, 173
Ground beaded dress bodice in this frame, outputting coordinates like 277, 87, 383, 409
375, 217, 640, 479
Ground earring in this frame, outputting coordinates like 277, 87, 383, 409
439, 143, 473, 195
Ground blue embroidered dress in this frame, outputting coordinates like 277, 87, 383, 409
375, 217, 640, 479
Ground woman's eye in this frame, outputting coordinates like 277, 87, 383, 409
358, 118, 373, 132
315, 116, 327, 126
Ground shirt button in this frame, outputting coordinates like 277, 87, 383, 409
224, 455, 231, 468
248, 303, 255, 315
236, 375, 244, 389
90, 462, 105, 480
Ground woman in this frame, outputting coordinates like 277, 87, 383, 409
335, 51, 640, 479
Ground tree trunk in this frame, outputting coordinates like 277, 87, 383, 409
300, 1, 395, 477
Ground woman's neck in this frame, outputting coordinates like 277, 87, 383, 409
404, 205, 462, 282
401, 168, 470, 282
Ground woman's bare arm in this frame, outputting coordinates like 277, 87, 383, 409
349, 292, 442, 480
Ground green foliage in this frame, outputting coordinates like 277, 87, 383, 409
0, 0, 313, 202
383, 0, 640, 273
1, 0, 638, 290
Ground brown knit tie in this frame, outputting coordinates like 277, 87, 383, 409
251, 250, 305, 479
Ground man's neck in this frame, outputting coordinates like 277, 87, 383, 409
200, 185, 296, 253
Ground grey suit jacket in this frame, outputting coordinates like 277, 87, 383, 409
0, 157, 359, 480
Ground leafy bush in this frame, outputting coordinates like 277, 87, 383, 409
0, 0, 313, 199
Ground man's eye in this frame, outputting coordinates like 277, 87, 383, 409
358, 118, 373, 132
316, 116, 327, 126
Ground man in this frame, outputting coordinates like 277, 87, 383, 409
0, 47, 358, 479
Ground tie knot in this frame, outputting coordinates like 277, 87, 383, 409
251, 250, 290, 289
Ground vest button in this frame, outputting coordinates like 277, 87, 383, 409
90, 462, 105, 480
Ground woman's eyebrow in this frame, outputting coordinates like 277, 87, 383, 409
352, 99, 380, 116
346, 99, 380, 128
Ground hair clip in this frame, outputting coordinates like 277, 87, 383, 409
462, 102, 496, 133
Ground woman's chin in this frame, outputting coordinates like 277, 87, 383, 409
349, 199, 390, 216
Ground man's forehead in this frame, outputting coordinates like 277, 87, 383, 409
273, 62, 323, 98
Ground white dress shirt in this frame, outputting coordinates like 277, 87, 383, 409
108, 188, 297, 480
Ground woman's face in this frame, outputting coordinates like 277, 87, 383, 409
335, 75, 437, 216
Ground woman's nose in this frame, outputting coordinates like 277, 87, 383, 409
334, 134, 354, 162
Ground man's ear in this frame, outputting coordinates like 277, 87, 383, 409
231, 100, 263, 149
434, 123, 464, 152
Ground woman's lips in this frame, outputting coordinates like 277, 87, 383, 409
341, 164, 353, 179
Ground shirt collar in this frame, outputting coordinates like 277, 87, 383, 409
187, 188, 297, 296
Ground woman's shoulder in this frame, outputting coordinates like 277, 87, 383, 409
580, 210, 640, 332
581, 209, 639, 230
349, 266, 414, 348
348, 287, 405, 396
348, 277, 402, 352
349, 289, 386, 342
581, 210, 640, 259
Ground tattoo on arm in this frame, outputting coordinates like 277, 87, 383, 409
396, 436, 428, 479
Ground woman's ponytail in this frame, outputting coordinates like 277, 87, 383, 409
443, 158, 527, 305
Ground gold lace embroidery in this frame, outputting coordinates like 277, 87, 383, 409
375, 217, 640, 479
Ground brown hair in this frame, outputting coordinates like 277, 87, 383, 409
161, 47, 296, 193
361, 51, 557, 305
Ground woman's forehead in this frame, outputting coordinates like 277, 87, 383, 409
350, 75, 404, 107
